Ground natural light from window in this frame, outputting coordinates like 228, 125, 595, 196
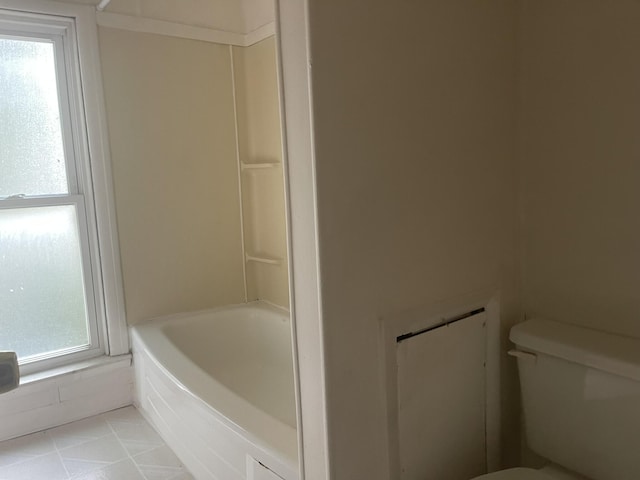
0, 206, 89, 359
0, 36, 92, 363
0, 38, 67, 197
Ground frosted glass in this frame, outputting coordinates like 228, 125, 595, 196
0, 206, 90, 360
0, 38, 68, 197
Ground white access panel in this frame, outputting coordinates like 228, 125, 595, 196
397, 311, 487, 480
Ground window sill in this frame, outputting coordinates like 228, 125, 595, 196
20, 354, 132, 387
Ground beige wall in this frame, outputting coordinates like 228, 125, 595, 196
233, 37, 289, 309
304, 0, 520, 477
98, 28, 245, 323
233, 38, 283, 164
519, 0, 640, 338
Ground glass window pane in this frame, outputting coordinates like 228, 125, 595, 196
0, 38, 68, 197
0, 205, 90, 360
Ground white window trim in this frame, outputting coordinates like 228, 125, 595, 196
0, 0, 128, 372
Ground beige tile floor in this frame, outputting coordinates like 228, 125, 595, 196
0, 406, 193, 480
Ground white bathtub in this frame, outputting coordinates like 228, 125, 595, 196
131, 302, 299, 480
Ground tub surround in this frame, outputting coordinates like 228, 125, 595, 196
99, 28, 290, 322
99, 27, 246, 324
233, 37, 290, 309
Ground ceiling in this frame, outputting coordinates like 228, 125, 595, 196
100, 0, 274, 34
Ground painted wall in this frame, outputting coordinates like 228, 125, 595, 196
98, 28, 246, 323
233, 37, 290, 309
304, 0, 520, 477
519, 0, 640, 338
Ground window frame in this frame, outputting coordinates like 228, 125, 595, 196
0, 1, 127, 375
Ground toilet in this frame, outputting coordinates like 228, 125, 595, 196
473, 317, 640, 480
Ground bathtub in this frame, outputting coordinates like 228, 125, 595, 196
131, 302, 299, 480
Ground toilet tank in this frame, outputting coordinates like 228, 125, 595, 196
510, 319, 640, 480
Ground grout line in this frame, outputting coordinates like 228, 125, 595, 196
104, 408, 165, 480
52, 421, 119, 480
54, 445, 72, 480
106, 413, 148, 479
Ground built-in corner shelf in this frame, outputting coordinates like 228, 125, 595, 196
241, 161, 280, 171
245, 252, 282, 265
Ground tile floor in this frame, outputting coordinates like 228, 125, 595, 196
0, 406, 193, 480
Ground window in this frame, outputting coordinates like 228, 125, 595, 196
0, 4, 126, 374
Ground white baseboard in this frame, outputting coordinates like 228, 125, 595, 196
0, 355, 133, 442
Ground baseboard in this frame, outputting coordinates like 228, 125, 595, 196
0, 355, 134, 442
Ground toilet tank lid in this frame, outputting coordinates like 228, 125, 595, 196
510, 319, 640, 381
